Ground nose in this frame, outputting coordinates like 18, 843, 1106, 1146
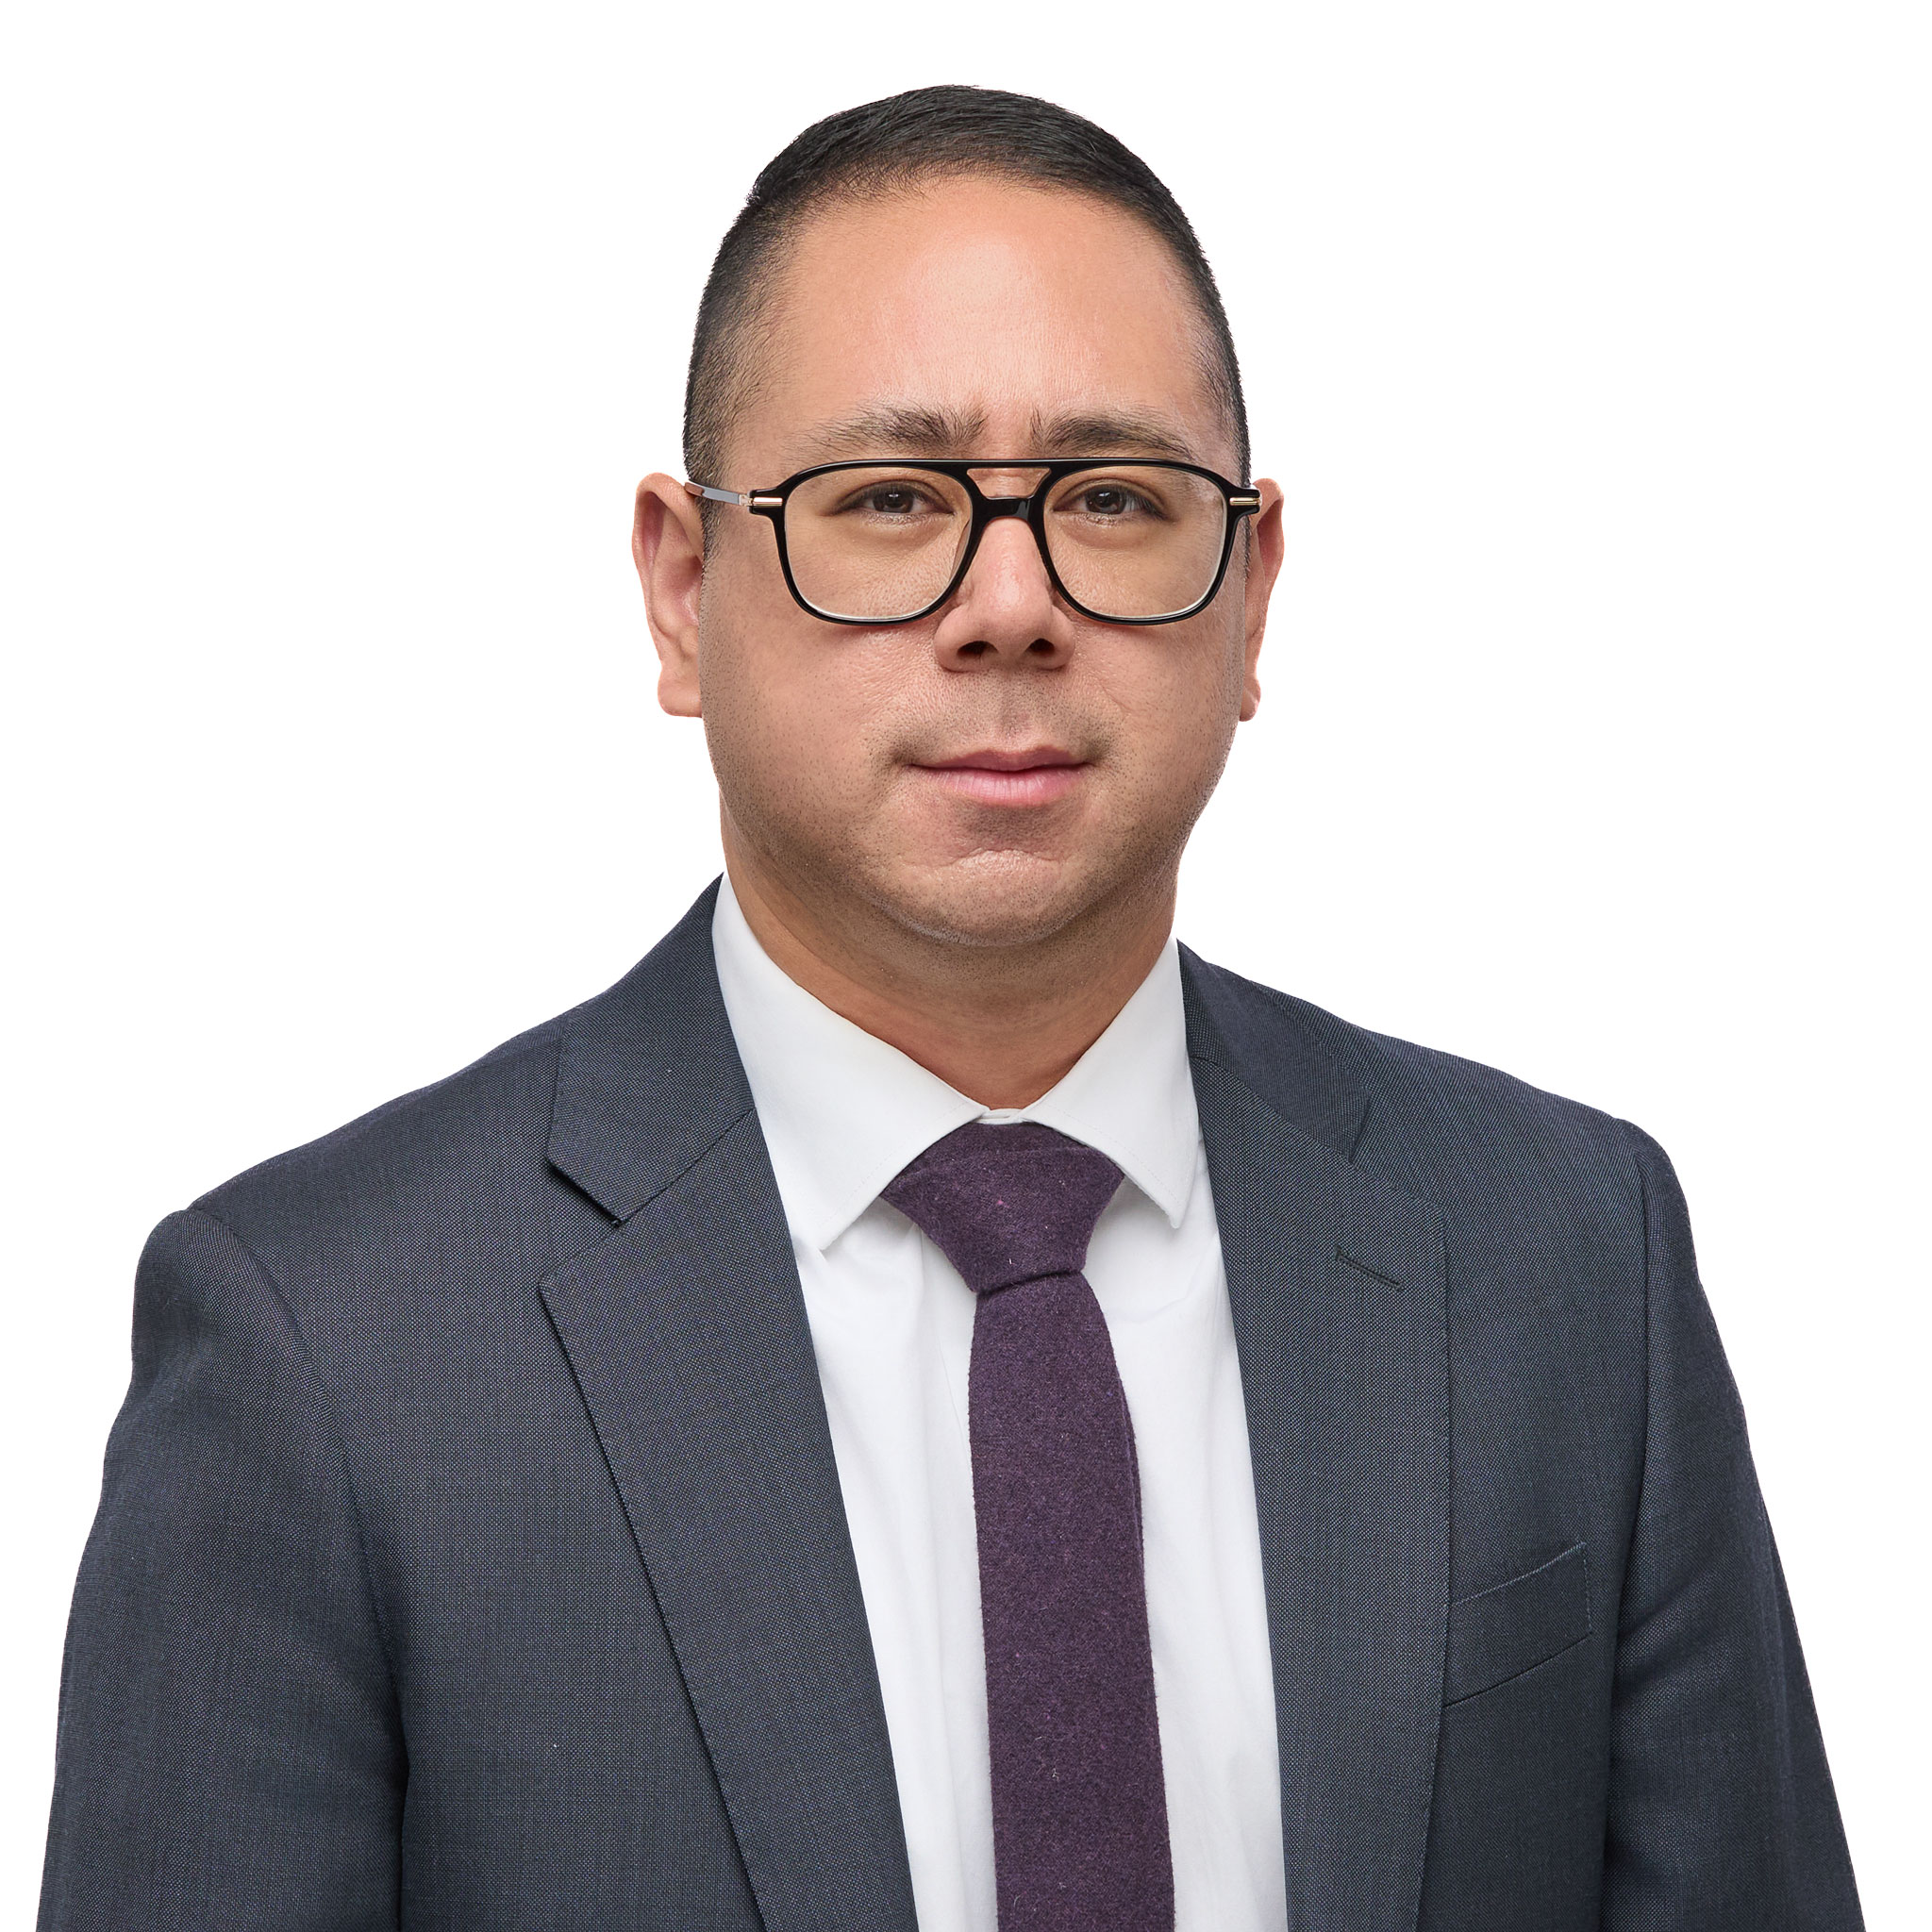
930, 504, 1073, 668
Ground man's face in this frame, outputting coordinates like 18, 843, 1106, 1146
645, 175, 1283, 952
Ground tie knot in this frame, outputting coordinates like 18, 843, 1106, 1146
881, 1121, 1123, 1296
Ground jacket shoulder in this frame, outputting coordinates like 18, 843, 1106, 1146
196, 1013, 566, 1219
183, 1003, 614, 1319
1181, 950, 1643, 1204
182, 884, 729, 1307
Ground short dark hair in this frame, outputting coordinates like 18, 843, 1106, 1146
682, 85, 1250, 489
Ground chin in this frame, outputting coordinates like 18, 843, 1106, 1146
870, 848, 1124, 952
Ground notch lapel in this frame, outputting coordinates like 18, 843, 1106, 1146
1183, 953, 1450, 1932
540, 887, 916, 1932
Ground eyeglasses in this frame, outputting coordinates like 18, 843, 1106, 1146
684, 458, 1262, 626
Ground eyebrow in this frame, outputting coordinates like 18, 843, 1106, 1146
804, 405, 991, 458
1025, 410, 1198, 462
793, 403, 1201, 466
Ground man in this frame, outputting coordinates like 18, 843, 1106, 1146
40, 84, 1860, 1931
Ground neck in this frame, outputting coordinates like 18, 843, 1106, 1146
722, 829, 1175, 1111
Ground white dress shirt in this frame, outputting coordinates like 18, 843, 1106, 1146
710, 878, 1285, 1932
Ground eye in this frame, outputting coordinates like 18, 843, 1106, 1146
830, 478, 949, 518
1058, 477, 1168, 522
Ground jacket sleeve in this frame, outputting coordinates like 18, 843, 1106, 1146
39, 1208, 405, 1929
1600, 1126, 1861, 1928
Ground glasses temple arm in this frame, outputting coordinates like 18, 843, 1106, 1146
683, 481, 749, 507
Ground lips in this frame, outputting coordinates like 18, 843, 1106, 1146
913, 746, 1088, 808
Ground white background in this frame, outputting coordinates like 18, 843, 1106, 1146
4, 3, 1925, 1921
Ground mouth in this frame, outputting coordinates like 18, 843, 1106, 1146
911, 745, 1089, 808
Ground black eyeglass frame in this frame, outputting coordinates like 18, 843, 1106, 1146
684, 458, 1263, 627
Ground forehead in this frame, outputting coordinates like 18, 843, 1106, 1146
740, 176, 1231, 475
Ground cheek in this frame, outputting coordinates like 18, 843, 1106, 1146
700, 526, 791, 655
700, 601, 905, 804
1096, 625, 1244, 773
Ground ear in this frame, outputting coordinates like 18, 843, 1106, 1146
1238, 478, 1285, 722
632, 473, 707, 718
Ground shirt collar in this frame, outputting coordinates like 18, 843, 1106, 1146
710, 874, 1199, 1253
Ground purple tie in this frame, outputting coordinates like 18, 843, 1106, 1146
884, 1122, 1174, 1932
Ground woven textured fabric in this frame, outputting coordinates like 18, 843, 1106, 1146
884, 1122, 1174, 1932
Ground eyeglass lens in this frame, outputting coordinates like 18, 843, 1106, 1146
781, 466, 1229, 623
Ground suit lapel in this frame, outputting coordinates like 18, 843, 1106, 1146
1183, 953, 1450, 1932
540, 888, 916, 1932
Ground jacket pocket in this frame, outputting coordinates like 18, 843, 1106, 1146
1444, 1541, 1591, 1705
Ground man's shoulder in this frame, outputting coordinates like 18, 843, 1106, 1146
189, 1008, 590, 1283
192, 886, 728, 1248
179, 885, 734, 1312
1180, 950, 1641, 1202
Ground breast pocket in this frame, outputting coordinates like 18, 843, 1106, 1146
1444, 1541, 1591, 1705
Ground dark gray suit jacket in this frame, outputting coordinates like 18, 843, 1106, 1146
41, 883, 1861, 1928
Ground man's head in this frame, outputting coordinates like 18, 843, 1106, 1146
635, 87, 1284, 973
681, 86, 1251, 493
